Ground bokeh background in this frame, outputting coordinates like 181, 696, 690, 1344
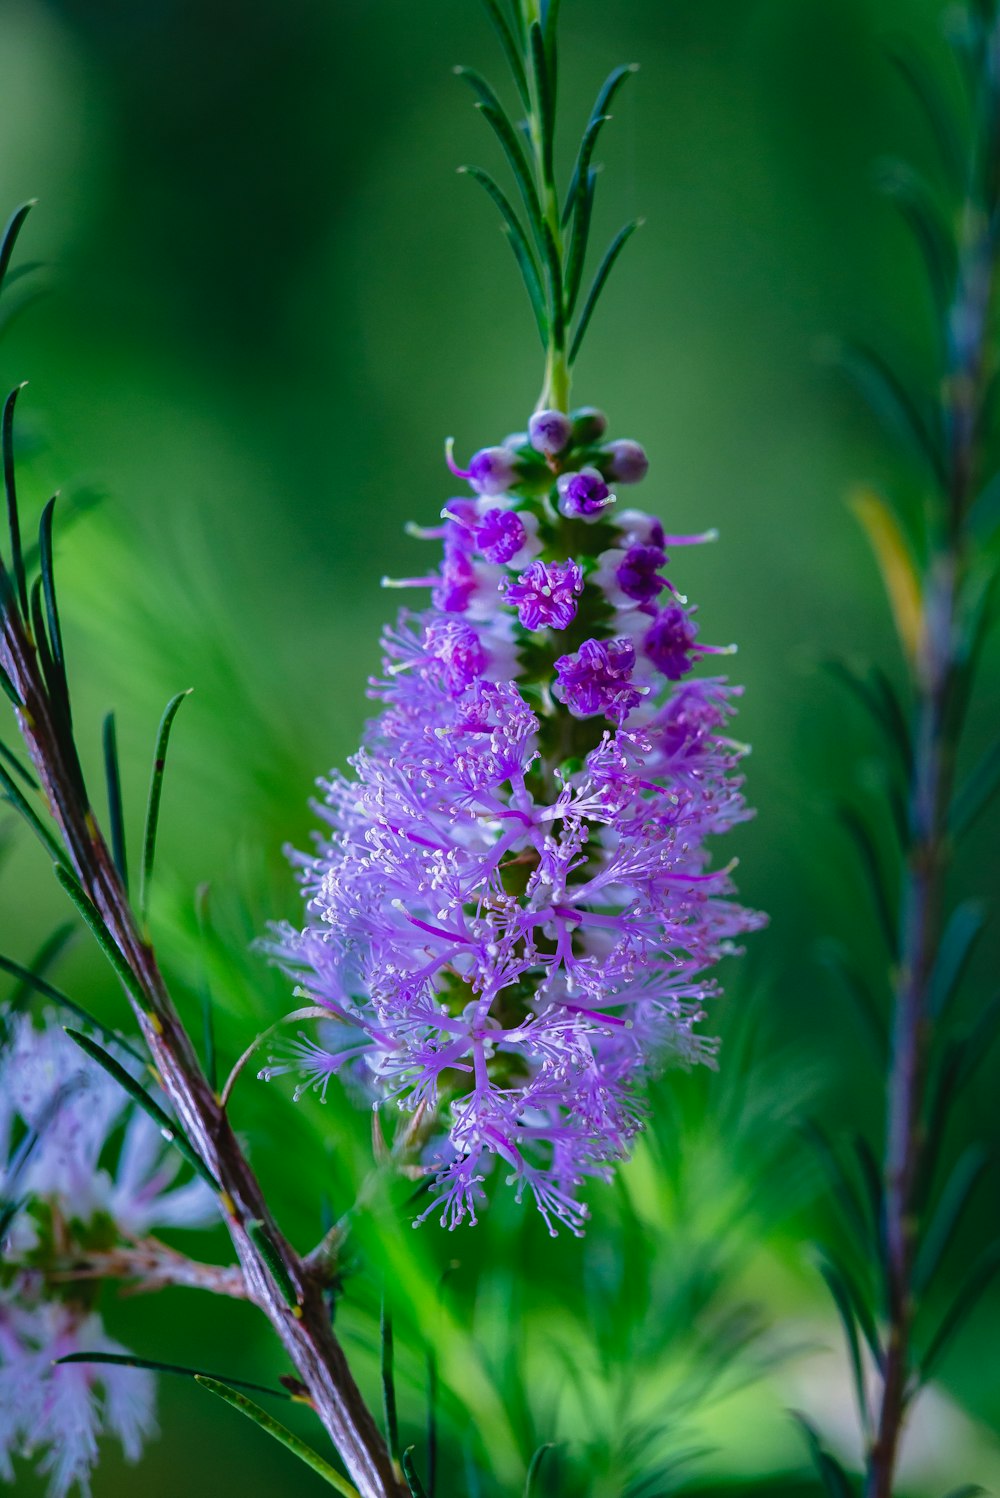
0, 0, 998, 1493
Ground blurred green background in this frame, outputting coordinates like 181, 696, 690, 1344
0, 0, 998, 1492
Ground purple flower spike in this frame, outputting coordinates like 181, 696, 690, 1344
554, 636, 645, 723
643, 604, 700, 680
602, 439, 649, 484
616, 543, 669, 604
504, 558, 584, 631
556, 466, 615, 519
528, 408, 573, 456
447, 438, 519, 496
476, 507, 526, 564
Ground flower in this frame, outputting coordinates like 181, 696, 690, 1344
503, 558, 584, 630
0, 1014, 216, 1493
600, 438, 649, 484
528, 408, 573, 456
271, 407, 763, 1234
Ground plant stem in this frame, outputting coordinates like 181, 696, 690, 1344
865, 31, 999, 1489
0, 611, 404, 1498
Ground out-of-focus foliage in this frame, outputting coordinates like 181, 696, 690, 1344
0, 0, 997, 1493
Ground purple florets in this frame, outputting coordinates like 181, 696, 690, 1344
602, 438, 649, 484
529, 408, 573, 456
556, 466, 615, 519
504, 558, 584, 630
271, 406, 762, 1235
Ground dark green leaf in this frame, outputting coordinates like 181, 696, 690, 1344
919, 1239, 1000, 1382
791, 1413, 855, 1498
0, 737, 37, 790
562, 65, 638, 225
529, 23, 555, 182
479, 0, 530, 110
402, 1448, 429, 1498
54, 862, 147, 1011
458, 166, 547, 345
830, 340, 946, 486
64, 1025, 218, 1190
140, 689, 191, 928
876, 159, 957, 314
822, 659, 913, 779
0, 202, 35, 301
247, 1219, 301, 1310
474, 98, 546, 255
940, 1486, 986, 1498
3, 921, 74, 1012
56, 1351, 290, 1400
2, 384, 28, 617
541, 216, 564, 348
816, 1256, 869, 1434
425, 1346, 438, 1498
888, 40, 967, 186
102, 712, 128, 894
564, 166, 596, 320
913, 1144, 988, 1295
568, 218, 642, 365
195, 1377, 360, 1495
0, 950, 144, 1064
969, 466, 1000, 539
835, 803, 898, 954
524, 1443, 556, 1498
195, 882, 217, 1092
802, 1119, 876, 1255
0, 662, 21, 707
950, 736, 1000, 837
0, 760, 67, 867
38, 496, 68, 691
380, 1295, 400, 1463
929, 899, 985, 1017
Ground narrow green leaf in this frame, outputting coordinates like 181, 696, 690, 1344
140, 689, 191, 928
455, 74, 544, 250
817, 1257, 869, 1435
247, 1219, 300, 1311
802, 1119, 875, 1255
950, 736, 1000, 837
2, 384, 28, 617
0, 951, 144, 1064
929, 899, 985, 1017
3, 921, 74, 1012
425, 1347, 438, 1498
54, 862, 147, 1011
835, 803, 898, 954
529, 22, 555, 182
562, 64, 638, 225
195, 1377, 360, 1496
888, 41, 967, 186
0, 662, 21, 707
524, 1443, 557, 1498
791, 1413, 855, 1498
479, 0, 530, 109
458, 166, 547, 345
38, 496, 67, 683
816, 939, 886, 1064
831, 340, 946, 486
0, 737, 37, 789
913, 1144, 988, 1295
64, 1025, 219, 1190
969, 466, 1000, 539
0, 202, 35, 300
564, 166, 597, 320
876, 160, 957, 314
56, 1351, 291, 1400
919, 1240, 1000, 1382
402, 1448, 430, 1498
381, 1295, 400, 1464
940, 1485, 986, 1498
102, 712, 128, 894
195, 883, 217, 1092
568, 218, 642, 365
0, 760, 67, 867
822, 658, 912, 777
541, 216, 564, 348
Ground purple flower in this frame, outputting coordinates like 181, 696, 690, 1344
553, 637, 645, 724
476, 507, 526, 564
528, 408, 572, 456
616, 543, 668, 604
503, 558, 584, 630
556, 466, 615, 519
271, 411, 761, 1235
448, 440, 519, 496
602, 438, 649, 484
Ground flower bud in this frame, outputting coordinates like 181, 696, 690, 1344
468, 446, 519, 495
602, 439, 649, 484
570, 405, 608, 444
556, 466, 615, 519
528, 408, 573, 456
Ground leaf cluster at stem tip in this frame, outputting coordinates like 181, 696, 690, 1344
458, 0, 642, 409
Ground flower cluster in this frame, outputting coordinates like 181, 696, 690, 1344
0, 1013, 216, 1496
271, 406, 764, 1235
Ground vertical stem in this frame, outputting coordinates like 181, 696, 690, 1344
865, 24, 999, 1490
